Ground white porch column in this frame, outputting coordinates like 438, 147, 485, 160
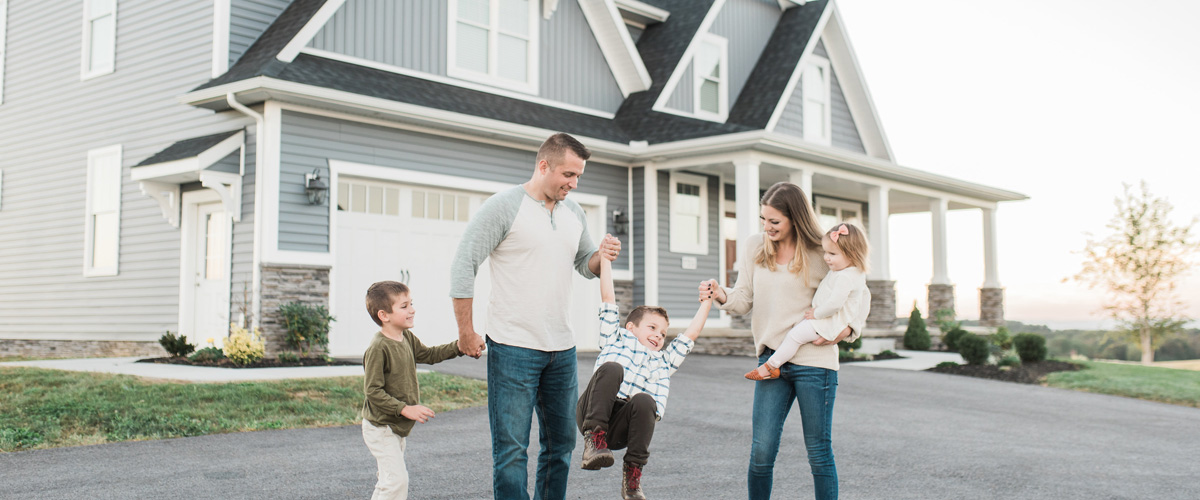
867, 186, 890, 280
930, 198, 950, 285
982, 207, 1001, 288
643, 166, 659, 306
734, 160, 761, 246
788, 170, 813, 199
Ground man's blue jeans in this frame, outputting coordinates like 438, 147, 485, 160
487, 337, 578, 500
747, 348, 839, 500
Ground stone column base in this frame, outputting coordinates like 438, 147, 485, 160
979, 287, 1005, 327
866, 280, 896, 329
927, 284, 956, 318
260, 263, 331, 355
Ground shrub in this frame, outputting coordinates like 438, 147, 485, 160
958, 334, 990, 365
998, 355, 1021, 368
190, 347, 225, 363
989, 326, 1015, 361
277, 351, 300, 363
934, 361, 960, 369
903, 304, 931, 350
839, 335, 863, 351
932, 308, 960, 332
941, 328, 969, 352
224, 323, 265, 365
158, 331, 195, 358
278, 302, 335, 356
1014, 333, 1048, 363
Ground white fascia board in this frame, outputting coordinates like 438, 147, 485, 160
764, 1, 833, 133
578, 0, 651, 96
614, 0, 669, 24
652, 0, 726, 112
276, 0, 346, 63
821, 3, 894, 161
129, 130, 245, 182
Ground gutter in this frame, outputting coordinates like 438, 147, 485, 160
225, 93, 265, 331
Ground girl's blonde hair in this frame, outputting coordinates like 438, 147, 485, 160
753, 182, 824, 281
827, 222, 870, 273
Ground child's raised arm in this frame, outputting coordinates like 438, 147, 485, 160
599, 234, 617, 304
682, 296, 714, 342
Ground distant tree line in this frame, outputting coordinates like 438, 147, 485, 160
952, 320, 1200, 362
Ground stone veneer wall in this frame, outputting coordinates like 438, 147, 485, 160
613, 279, 634, 319
866, 280, 896, 328
0, 339, 166, 358
927, 284, 956, 318
979, 287, 1005, 326
260, 264, 331, 355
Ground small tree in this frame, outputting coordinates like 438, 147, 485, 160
1071, 181, 1196, 364
903, 302, 931, 350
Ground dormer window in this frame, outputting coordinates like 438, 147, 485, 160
449, 0, 539, 94
802, 55, 832, 145
693, 33, 728, 121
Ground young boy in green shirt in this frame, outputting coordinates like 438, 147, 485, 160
361, 280, 464, 500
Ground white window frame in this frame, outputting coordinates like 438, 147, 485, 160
814, 196, 863, 232
802, 55, 832, 145
447, 0, 540, 94
0, 0, 8, 104
669, 172, 709, 255
692, 33, 728, 122
80, 0, 117, 80
84, 145, 122, 277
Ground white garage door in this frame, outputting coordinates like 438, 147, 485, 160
330, 177, 601, 358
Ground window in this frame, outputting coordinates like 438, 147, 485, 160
1, 0, 7, 104
337, 180, 401, 216
448, 0, 538, 93
81, 0, 117, 79
85, 145, 122, 276
815, 196, 863, 232
802, 56, 831, 144
669, 172, 709, 254
693, 34, 728, 121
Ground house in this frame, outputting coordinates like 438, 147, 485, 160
0, 0, 1026, 358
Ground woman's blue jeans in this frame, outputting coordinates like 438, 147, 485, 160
487, 337, 578, 500
747, 348, 838, 500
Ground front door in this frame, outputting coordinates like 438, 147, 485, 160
184, 198, 232, 346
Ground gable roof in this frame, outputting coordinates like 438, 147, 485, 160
727, 0, 828, 129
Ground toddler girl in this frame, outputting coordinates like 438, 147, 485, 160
746, 222, 871, 380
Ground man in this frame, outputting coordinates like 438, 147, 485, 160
450, 132, 621, 500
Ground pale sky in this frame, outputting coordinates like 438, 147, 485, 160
834, 0, 1200, 329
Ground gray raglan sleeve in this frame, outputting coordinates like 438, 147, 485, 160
449, 189, 520, 298
567, 200, 599, 280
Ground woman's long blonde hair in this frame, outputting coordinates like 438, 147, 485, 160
753, 182, 824, 281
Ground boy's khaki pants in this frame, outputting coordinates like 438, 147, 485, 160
362, 419, 408, 500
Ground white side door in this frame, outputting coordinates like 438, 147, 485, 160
182, 194, 232, 346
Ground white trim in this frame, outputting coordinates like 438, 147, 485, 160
821, 3, 894, 160
692, 32, 729, 122
0, 0, 8, 105
652, 0, 726, 112
130, 131, 246, 182
212, 0, 231, 78
668, 171, 709, 255
642, 164, 659, 305
138, 181, 181, 228
447, 0, 540, 95
83, 144, 122, 277
80, 0, 117, 80
614, 0, 669, 24
299, 48, 615, 119
577, 0, 652, 97
764, 3, 833, 132
180, 190, 233, 342
199, 170, 243, 222
801, 55, 832, 145
276, 0, 347, 63
867, 185, 890, 280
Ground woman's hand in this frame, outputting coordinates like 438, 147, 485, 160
698, 279, 726, 304
811, 326, 853, 346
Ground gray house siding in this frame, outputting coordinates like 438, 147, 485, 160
664, 62, 693, 112
0, 0, 256, 342
230, 129, 258, 323
230, 0, 292, 67
775, 40, 867, 154
656, 171, 721, 322
711, 0, 781, 110
277, 111, 630, 269
307, 0, 624, 113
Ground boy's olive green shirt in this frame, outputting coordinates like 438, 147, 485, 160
361, 330, 461, 437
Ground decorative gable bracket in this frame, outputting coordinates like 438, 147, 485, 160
199, 171, 243, 223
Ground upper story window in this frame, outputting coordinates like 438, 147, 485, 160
1, 0, 8, 104
669, 172, 709, 255
448, 0, 539, 94
693, 33, 728, 121
81, 0, 117, 80
85, 145, 122, 276
802, 56, 832, 145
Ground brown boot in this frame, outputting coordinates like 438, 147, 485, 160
581, 427, 614, 470
622, 462, 646, 500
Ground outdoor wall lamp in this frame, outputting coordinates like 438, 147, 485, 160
304, 169, 328, 206
612, 209, 629, 236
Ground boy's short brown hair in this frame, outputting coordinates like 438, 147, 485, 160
366, 281, 409, 326
625, 305, 669, 328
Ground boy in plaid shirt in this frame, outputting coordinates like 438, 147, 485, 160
576, 234, 713, 500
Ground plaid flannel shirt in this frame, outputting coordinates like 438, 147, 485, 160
593, 302, 694, 420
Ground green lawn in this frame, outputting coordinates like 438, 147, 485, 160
1045, 361, 1200, 408
0, 367, 487, 452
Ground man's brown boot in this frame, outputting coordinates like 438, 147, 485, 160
581, 427, 614, 470
622, 462, 646, 500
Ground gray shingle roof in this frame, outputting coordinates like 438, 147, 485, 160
134, 130, 242, 166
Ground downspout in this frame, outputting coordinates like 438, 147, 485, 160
227, 93, 264, 331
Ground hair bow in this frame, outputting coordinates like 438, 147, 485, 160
830, 224, 850, 243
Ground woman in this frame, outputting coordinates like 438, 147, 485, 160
699, 182, 860, 500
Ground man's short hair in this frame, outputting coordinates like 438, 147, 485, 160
366, 281, 409, 326
625, 305, 669, 328
536, 132, 591, 168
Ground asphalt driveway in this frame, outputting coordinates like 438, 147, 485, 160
1, 353, 1195, 499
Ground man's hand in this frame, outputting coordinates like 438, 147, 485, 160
599, 234, 621, 261
459, 332, 485, 359
400, 404, 436, 424
811, 326, 853, 346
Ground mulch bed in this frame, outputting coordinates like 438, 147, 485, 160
841, 351, 905, 363
926, 360, 1081, 384
137, 357, 360, 369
